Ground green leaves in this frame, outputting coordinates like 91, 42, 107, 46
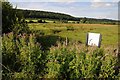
45, 45, 118, 79
2, 33, 119, 79
2, 2, 29, 34
2, 33, 45, 79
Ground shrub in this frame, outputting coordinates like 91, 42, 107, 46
45, 43, 119, 79
30, 30, 45, 36
53, 21, 56, 23
52, 30, 62, 34
66, 26, 75, 31
2, 32, 45, 79
43, 20, 47, 23
37, 20, 47, 23
2, 33, 119, 79
37, 19, 42, 23
29, 20, 35, 23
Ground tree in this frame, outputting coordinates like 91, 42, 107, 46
38, 19, 42, 23
80, 17, 87, 23
2, 2, 14, 33
2, 2, 29, 34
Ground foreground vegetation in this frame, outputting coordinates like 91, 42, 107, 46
2, 32, 120, 79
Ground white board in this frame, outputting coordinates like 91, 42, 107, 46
86, 33, 102, 47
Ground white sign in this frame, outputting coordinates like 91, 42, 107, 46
86, 33, 102, 47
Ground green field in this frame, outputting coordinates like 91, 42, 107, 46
29, 23, 118, 46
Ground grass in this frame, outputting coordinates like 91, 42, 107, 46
29, 23, 118, 46
26, 18, 55, 23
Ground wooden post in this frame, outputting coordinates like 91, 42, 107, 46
65, 37, 68, 46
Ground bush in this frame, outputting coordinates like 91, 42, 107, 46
30, 30, 45, 36
2, 32, 45, 79
45, 43, 119, 79
62, 20, 68, 23
43, 20, 47, 23
29, 20, 35, 23
53, 21, 56, 23
2, 33, 119, 79
37, 19, 42, 23
52, 29, 62, 34
66, 26, 75, 31
37, 20, 47, 23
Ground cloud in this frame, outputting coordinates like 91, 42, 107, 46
90, 0, 116, 8
96, 16, 107, 19
9, 0, 76, 2
113, 0, 120, 2
91, 2, 114, 8
92, 0, 102, 2
9, 0, 120, 2
91, 0, 119, 2
55, 0, 75, 2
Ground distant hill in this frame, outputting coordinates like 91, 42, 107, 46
15, 9, 80, 21
15, 9, 118, 24
79, 18, 118, 24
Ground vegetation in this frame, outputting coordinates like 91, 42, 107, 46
15, 9, 79, 21
16, 9, 118, 25
2, 1, 120, 79
2, 2, 29, 34
2, 32, 120, 79
28, 23, 118, 45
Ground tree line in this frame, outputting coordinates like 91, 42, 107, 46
15, 9, 118, 24
15, 9, 80, 21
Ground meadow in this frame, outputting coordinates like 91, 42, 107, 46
29, 23, 118, 46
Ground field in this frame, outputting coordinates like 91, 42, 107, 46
29, 23, 118, 46
3, 22, 120, 79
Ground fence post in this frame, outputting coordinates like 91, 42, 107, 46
65, 37, 68, 46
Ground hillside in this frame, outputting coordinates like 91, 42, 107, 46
16, 9, 118, 24
15, 9, 79, 21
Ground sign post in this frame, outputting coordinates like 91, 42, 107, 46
86, 33, 102, 48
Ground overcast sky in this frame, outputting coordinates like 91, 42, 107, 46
8, 0, 119, 20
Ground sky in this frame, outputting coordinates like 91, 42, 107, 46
8, 0, 120, 20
